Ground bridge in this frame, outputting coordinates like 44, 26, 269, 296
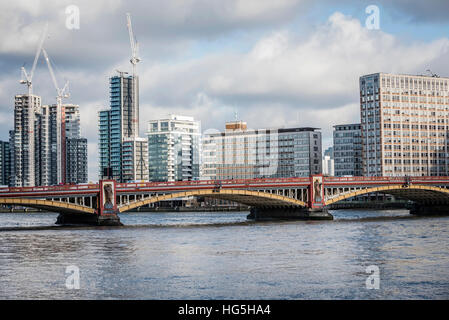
1, 175, 449, 225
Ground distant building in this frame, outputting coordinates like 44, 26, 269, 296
98, 72, 145, 182
360, 73, 449, 176
203, 121, 322, 180
333, 123, 362, 176
0, 141, 11, 186
147, 115, 201, 182
322, 147, 334, 176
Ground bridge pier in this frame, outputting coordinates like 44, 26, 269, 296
55, 212, 123, 226
247, 207, 333, 221
409, 204, 449, 217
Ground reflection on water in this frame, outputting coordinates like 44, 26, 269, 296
0, 210, 448, 299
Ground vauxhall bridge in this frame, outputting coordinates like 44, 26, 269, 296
1, 175, 449, 225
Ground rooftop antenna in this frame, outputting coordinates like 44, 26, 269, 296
234, 109, 238, 121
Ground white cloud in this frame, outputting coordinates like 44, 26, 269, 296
2, 5, 449, 182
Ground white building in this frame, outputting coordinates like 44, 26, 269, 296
360, 72, 449, 176
147, 115, 201, 181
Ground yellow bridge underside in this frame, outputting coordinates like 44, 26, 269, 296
0, 198, 95, 214
325, 185, 449, 205
119, 189, 307, 212
2, 185, 449, 214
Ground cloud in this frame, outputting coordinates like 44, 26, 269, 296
1, 1, 449, 182
139, 12, 449, 124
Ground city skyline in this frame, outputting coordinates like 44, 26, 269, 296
1, 1, 449, 181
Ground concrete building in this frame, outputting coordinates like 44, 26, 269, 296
147, 115, 201, 182
98, 72, 145, 182
322, 147, 334, 176
202, 121, 322, 180
10, 96, 87, 187
11, 94, 40, 187
65, 138, 88, 184
360, 72, 449, 176
122, 137, 149, 182
333, 124, 362, 176
40, 104, 87, 185
0, 141, 11, 186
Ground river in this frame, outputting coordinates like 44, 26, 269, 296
0, 209, 448, 299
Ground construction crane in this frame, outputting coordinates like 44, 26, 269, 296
126, 13, 140, 77
42, 47, 70, 185
426, 69, 440, 78
20, 22, 48, 95
126, 13, 140, 137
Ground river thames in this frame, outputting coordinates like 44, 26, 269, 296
0, 209, 448, 299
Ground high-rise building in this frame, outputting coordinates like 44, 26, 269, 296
333, 124, 362, 176
0, 141, 11, 186
40, 104, 87, 185
11, 94, 40, 187
202, 122, 322, 180
65, 137, 88, 184
360, 72, 449, 176
148, 115, 201, 182
122, 137, 149, 181
322, 147, 334, 176
11, 97, 87, 187
98, 73, 144, 182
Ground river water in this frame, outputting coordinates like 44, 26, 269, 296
0, 209, 448, 299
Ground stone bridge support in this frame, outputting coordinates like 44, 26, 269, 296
56, 180, 122, 226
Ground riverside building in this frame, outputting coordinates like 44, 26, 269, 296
0, 141, 10, 186
98, 72, 148, 182
147, 115, 201, 182
202, 121, 322, 180
360, 72, 449, 176
333, 124, 362, 176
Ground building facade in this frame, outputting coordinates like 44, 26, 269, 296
322, 146, 334, 176
10, 96, 87, 187
122, 137, 149, 181
360, 72, 449, 176
0, 141, 10, 186
11, 94, 40, 187
148, 115, 201, 182
202, 122, 322, 180
333, 124, 362, 176
65, 138, 88, 184
98, 72, 146, 182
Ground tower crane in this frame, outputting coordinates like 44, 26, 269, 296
42, 47, 70, 185
126, 13, 140, 77
20, 22, 48, 96
126, 13, 140, 137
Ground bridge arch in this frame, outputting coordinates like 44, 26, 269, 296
118, 189, 306, 212
0, 198, 95, 215
325, 185, 449, 206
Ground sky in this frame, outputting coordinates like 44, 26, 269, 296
1, 0, 449, 182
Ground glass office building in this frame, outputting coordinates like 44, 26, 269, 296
147, 115, 201, 182
333, 124, 362, 176
98, 73, 146, 182
0, 141, 10, 186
